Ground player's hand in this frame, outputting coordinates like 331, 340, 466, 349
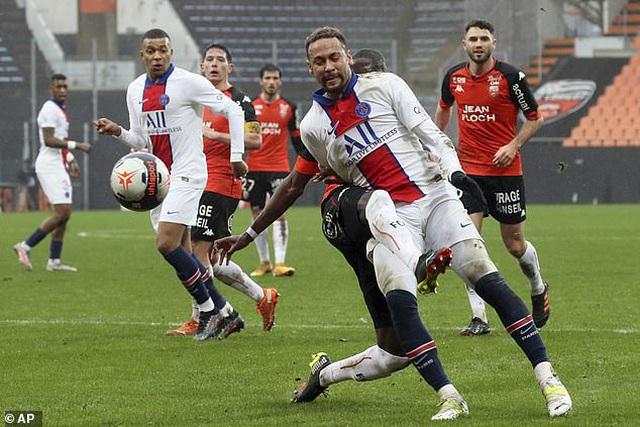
68, 160, 80, 178
202, 124, 219, 141
231, 160, 248, 178
77, 142, 92, 153
450, 171, 488, 213
213, 234, 253, 265
312, 166, 347, 184
493, 142, 518, 168
93, 118, 121, 136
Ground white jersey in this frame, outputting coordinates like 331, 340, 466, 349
36, 99, 68, 170
117, 65, 245, 185
300, 72, 461, 203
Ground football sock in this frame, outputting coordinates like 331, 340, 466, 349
190, 297, 199, 322
50, 239, 63, 260
475, 271, 549, 367
163, 246, 211, 306
364, 190, 421, 272
254, 230, 270, 263
385, 289, 450, 391
517, 241, 545, 295
273, 219, 288, 264
190, 254, 225, 312
25, 228, 47, 248
213, 260, 264, 303
465, 285, 488, 322
319, 345, 410, 387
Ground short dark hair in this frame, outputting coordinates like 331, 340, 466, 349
464, 20, 495, 35
51, 73, 67, 82
201, 43, 232, 63
259, 63, 281, 78
305, 26, 347, 57
142, 28, 171, 42
352, 48, 387, 73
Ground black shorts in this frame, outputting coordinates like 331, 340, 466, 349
191, 191, 239, 242
244, 171, 288, 210
321, 186, 392, 329
460, 175, 527, 224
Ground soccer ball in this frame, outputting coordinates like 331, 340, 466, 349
109, 152, 170, 211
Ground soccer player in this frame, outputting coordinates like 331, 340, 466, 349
245, 64, 302, 277
14, 73, 92, 272
93, 29, 246, 341
166, 43, 279, 338
215, 28, 572, 419
435, 20, 550, 337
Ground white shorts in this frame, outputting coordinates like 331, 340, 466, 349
149, 178, 204, 233
396, 179, 482, 253
35, 157, 72, 205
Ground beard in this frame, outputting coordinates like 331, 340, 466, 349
467, 49, 491, 65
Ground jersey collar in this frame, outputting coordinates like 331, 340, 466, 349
145, 64, 175, 87
312, 72, 358, 106
465, 57, 497, 79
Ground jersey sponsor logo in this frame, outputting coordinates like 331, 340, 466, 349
495, 189, 523, 215
489, 75, 502, 85
144, 110, 183, 135
453, 76, 466, 84
461, 105, 495, 122
534, 79, 596, 124
260, 121, 283, 135
344, 126, 398, 166
511, 83, 530, 112
354, 101, 371, 117
159, 94, 170, 106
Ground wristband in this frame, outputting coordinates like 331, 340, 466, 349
67, 140, 77, 150
245, 226, 258, 240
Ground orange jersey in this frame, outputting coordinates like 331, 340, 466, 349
293, 151, 338, 202
439, 59, 541, 176
203, 85, 257, 197
248, 95, 301, 172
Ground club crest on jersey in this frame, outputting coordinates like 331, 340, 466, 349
279, 104, 289, 118
489, 85, 499, 98
159, 94, 170, 106
354, 102, 371, 117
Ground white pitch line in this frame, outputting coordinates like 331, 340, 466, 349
0, 319, 636, 334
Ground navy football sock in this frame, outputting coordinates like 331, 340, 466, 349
191, 254, 226, 311
475, 271, 549, 366
25, 228, 47, 248
163, 246, 210, 305
386, 289, 450, 391
50, 239, 63, 260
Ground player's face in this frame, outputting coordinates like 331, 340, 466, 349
201, 48, 233, 86
140, 37, 173, 81
307, 37, 353, 99
259, 71, 282, 96
463, 27, 496, 65
50, 79, 68, 103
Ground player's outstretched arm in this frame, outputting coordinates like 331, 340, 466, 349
214, 169, 312, 264
93, 118, 121, 136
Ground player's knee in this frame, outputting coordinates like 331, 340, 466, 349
364, 190, 394, 225
155, 236, 179, 256
505, 240, 525, 258
450, 239, 498, 285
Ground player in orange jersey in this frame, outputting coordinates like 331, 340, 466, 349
246, 64, 302, 277
166, 44, 279, 338
435, 20, 549, 337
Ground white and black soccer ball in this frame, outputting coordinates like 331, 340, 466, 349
109, 152, 170, 211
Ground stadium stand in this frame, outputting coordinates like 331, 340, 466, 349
608, 0, 640, 36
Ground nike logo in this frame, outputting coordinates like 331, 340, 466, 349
139, 98, 149, 104
327, 121, 339, 136
166, 211, 179, 215
520, 323, 535, 335
460, 222, 473, 228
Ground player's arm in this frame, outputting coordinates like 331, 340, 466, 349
41, 127, 92, 153
66, 151, 80, 178
493, 69, 544, 168
434, 104, 452, 132
434, 69, 456, 132
202, 120, 262, 150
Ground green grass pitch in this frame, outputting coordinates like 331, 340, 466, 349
1, 205, 639, 426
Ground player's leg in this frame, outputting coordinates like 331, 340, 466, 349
430, 191, 570, 417
46, 204, 77, 271
270, 172, 295, 277
246, 172, 273, 276
501, 222, 550, 328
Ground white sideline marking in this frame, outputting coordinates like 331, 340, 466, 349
0, 319, 636, 334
